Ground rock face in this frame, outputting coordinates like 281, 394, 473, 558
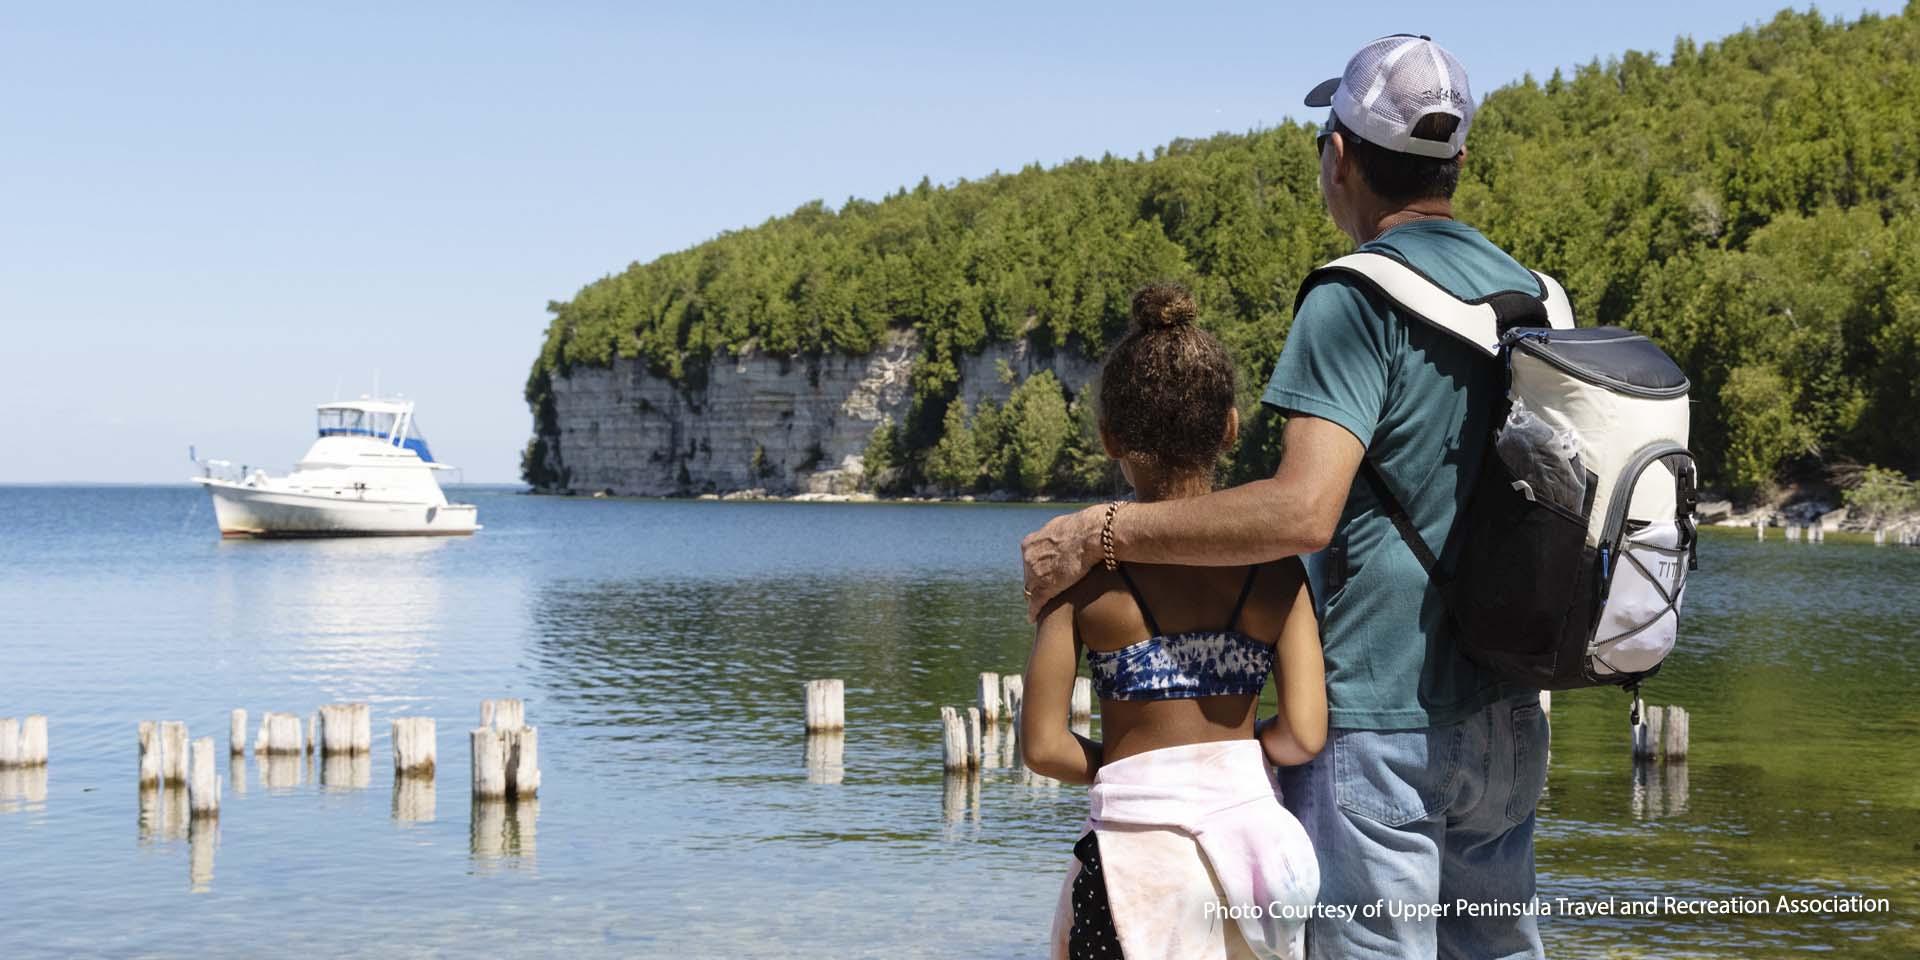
531, 331, 1101, 496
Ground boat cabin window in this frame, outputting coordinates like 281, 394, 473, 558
318, 408, 399, 440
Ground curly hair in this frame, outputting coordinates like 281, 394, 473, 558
1098, 283, 1238, 472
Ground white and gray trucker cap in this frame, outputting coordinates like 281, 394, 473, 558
1305, 34, 1474, 159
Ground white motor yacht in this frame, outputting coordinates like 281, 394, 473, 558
194, 398, 479, 538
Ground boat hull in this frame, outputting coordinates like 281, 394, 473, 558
199, 481, 479, 538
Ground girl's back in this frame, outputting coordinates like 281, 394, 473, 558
1068, 558, 1317, 763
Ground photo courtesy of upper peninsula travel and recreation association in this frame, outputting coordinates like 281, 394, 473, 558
3, 2, 1918, 958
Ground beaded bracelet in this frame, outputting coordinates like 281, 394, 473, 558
1101, 500, 1122, 571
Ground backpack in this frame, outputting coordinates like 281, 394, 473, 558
1296, 252, 1698, 697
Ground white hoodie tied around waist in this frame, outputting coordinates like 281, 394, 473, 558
1049, 739, 1319, 960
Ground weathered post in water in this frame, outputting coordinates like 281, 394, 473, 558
319, 703, 372, 755
977, 672, 1002, 724
939, 706, 968, 771
479, 698, 524, 732
470, 727, 507, 800
229, 710, 247, 755
1662, 706, 1689, 760
1000, 675, 1024, 732
1070, 677, 1093, 720
392, 717, 436, 776
138, 721, 162, 788
803, 679, 844, 731
965, 707, 983, 769
503, 727, 540, 799
160, 721, 190, 786
471, 702, 539, 800
17, 716, 47, 767
188, 737, 220, 818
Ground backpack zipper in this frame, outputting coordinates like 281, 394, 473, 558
1511, 334, 1692, 399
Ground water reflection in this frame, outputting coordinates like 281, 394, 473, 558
261, 752, 304, 790
227, 754, 247, 798
321, 753, 372, 791
189, 820, 218, 893
393, 774, 435, 823
138, 785, 191, 844
0, 765, 48, 814
1630, 760, 1690, 820
803, 732, 844, 785
942, 771, 981, 828
470, 800, 539, 871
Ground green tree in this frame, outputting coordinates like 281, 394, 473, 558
926, 401, 981, 493
1720, 365, 1815, 497
1005, 372, 1071, 495
1843, 465, 1919, 525
861, 419, 901, 491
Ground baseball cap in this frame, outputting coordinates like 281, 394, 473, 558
1305, 34, 1474, 159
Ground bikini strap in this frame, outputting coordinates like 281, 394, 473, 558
1226, 564, 1262, 633
1114, 563, 1164, 637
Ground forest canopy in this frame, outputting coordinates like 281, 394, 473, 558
527, 5, 1920, 500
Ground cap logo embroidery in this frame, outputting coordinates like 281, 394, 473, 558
1417, 88, 1469, 106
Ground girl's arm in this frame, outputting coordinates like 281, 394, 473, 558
1021, 595, 1101, 784
1259, 565, 1328, 767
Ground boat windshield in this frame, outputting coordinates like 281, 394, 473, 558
318, 408, 399, 440
403, 419, 436, 463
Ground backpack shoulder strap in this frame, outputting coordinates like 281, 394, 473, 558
1294, 252, 1575, 357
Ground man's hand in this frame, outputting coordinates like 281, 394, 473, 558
1020, 505, 1104, 621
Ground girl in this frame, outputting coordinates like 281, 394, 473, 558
1023, 284, 1325, 960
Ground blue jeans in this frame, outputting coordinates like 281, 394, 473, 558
1278, 694, 1549, 960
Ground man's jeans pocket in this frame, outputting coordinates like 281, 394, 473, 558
1334, 725, 1463, 828
1505, 701, 1551, 825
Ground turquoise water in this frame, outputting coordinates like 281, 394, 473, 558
0, 486, 1914, 958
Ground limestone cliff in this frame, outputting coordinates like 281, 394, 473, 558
526, 331, 1100, 496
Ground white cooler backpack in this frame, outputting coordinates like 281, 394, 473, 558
1297, 253, 1698, 696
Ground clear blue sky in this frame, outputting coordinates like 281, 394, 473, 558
3, 1, 1901, 483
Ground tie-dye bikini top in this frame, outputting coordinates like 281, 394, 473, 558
1085, 564, 1274, 701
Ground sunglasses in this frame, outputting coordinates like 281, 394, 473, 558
1315, 110, 1336, 157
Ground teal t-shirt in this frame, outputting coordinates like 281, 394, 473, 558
1263, 219, 1537, 730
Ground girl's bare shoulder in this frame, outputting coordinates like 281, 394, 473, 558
1241, 557, 1313, 643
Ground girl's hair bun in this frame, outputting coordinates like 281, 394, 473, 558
1130, 283, 1197, 331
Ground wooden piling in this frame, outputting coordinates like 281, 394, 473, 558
18, 716, 46, 767
307, 711, 318, 754
1662, 706, 1690, 760
188, 737, 219, 818
503, 726, 540, 799
1070, 677, 1093, 720
139, 721, 162, 787
160, 721, 189, 786
319, 703, 372, 755
977, 672, 1002, 724
965, 707, 983, 769
229, 710, 247, 755
480, 699, 524, 733
1756, 521, 1765, 541
1000, 675, 1024, 730
392, 717, 437, 776
939, 706, 967, 771
256, 712, 302, 755
0, 719, 17, 768
470, 728, 508, 800
803, 679, 845, 732
1875, 528, 1887, 546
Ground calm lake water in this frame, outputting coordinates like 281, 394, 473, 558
0, 485, 1914, 958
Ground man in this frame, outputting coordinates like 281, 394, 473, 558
1020, 35, 1549, 959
